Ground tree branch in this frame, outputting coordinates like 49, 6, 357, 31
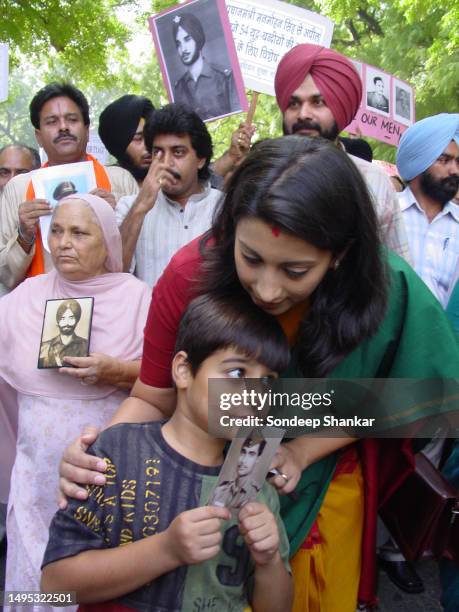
345, 19, 361, 44
357, 8, 383, 36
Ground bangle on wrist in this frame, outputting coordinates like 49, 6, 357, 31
18, 226, 35, 246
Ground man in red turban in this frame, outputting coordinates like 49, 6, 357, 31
275, 43, 362, 138
274, 43, 411, 263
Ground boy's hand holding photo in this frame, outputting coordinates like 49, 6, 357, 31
239, 502, 280, 566
166, 505, 230, 565
239, 502, 293, 612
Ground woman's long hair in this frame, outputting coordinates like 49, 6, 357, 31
200, 136, 388, 377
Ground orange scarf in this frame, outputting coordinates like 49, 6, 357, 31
277, 300, 310, 346
25, 154, 111, 278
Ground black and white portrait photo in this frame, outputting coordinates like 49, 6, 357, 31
366, 70, 390, 115
393, 80, 413, 125
38, 297, 93, 369
208, 429, 283, 516
149, 0, 248, 122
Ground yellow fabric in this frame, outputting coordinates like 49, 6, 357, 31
290, 460, 364, 612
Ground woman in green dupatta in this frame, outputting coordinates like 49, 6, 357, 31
58, 137, 459, 611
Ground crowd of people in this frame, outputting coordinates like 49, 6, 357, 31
0, 39, 458, 612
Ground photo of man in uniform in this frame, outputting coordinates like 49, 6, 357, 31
395, 87, 411, 120
38, 299, 89, 368
52, 180, 77, 202
367, 76, 389, 113
171, 12, 239, 121
209, 437, 266, 511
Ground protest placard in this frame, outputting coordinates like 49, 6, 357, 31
345, 61, 415, 146
86, 130, 109, 166
32, 161, 97, 252
226, 0, 333, 95
0, 44, 8, 103
149, 0, 248, 123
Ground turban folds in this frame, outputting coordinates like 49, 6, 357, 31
98, 95, 155, 161
274, 44, 362, 132
172, 13, 205, 51
396, 113, 459, 181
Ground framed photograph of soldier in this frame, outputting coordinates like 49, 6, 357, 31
207, 427, 284, 516
31, 160, 97, 252
393, 78, 413, 126
148, 0, 248, 122
365, 67, 390, 116
37, 297, 94, 369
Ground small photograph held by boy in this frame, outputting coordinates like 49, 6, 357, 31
38, 297, 93, 368
41, 293, 293, 612
208, 428, 285, 516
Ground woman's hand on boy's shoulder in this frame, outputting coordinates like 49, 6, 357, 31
238, 503, 280, 567
58, 426, 106, 509
165, 506, 231, 567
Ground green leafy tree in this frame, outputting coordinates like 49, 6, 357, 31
0, 0, 132, 88
1, 0, 456, 161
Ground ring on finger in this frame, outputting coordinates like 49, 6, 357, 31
279, 472, 289, 482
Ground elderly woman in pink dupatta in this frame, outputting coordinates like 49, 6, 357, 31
0, 193, 151, 611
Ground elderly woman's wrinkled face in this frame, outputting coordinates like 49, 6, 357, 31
49, 200, 109, 281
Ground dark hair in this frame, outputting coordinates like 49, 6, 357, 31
172, 12, 205, 51
56, 299, 82, 323
0, 144, 41, 169
144, 104, 212, 181
175, 293, 289, 375
30, 83, 90, 129
200, 136, 388, 377
242, 437, 266, 456
340, 137, 373, 163
373, 77, 383, 85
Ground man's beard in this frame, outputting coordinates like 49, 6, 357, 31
420, 170, 459, 206
118, 153, 149, 182
59, 325, 76, 337
180, 45, 200, 66
282, 118, 339, 142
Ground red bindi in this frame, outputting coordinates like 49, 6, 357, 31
271, 226, 280, 237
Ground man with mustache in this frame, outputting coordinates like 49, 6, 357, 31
98, 95, 155, 186
274, 44, 411, 261
38, 299, 88, 368
0, 83, 138, 290
116, 103, 223, 287
396, 113, 459, 306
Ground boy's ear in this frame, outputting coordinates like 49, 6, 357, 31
172, 351, 193, 389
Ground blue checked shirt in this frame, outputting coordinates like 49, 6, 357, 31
399, 187, 459, 307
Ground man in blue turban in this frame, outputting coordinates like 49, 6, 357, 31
396, 113, 459, 307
